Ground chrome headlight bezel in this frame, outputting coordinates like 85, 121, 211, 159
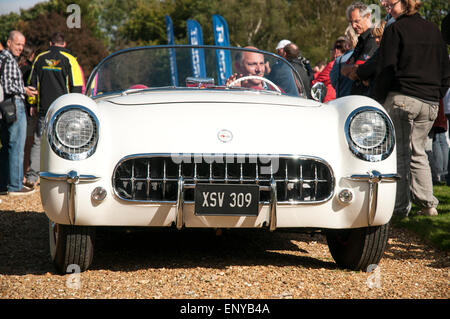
345, 106, 395, 162
47, 105, 99, 160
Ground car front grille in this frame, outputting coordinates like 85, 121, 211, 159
112, 154, 334, 204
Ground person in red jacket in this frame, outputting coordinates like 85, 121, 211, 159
312, 37, 351, 102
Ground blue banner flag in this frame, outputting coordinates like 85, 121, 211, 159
165, 15, 178, 86
187, 19, 206, 78
212, 14, 232, 85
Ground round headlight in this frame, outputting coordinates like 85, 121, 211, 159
345, 107, 395, 162
48, 106, 99, 160
349, 111, 386, 149
55, 110, 94, 148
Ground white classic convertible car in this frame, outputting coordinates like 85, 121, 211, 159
40, 45, 398, 273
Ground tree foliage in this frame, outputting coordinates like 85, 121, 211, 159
1, 0, 108, 78
0, 0, 448, 75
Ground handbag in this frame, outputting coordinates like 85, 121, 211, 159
0, 98, 17, 124
0, 55, 17, 124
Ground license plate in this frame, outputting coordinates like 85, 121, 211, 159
194, 184, 260, 216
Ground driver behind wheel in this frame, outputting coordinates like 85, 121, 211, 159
226, 46, 266, 89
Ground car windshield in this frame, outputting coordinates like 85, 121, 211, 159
86, 45, 306, 98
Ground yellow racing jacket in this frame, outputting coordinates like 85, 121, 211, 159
27, 46, 85, 115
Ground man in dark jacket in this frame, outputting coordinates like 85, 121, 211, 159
371, 0, 450, 216
24, 32, 85, 188
341, 2, 378, 96
284, 43, 313, 98
267, 40, 299, 96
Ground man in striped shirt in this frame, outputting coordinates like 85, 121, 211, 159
0, 30, 37, 196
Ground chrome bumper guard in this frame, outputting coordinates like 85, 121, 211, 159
40, 171, 101, 225
347, 170, 399, 225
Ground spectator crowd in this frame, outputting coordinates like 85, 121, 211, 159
0, 0, 449, 218
273, 0, 449, 217
0, 31, 84, 197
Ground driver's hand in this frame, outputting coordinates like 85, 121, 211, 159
226, 73, 243, 86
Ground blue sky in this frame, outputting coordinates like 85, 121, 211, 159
0, 0, 49, 15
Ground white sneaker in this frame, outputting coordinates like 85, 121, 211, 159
8, 186, 36, 196
417, 207, 438, 216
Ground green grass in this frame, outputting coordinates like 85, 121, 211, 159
392, 185, 450, 251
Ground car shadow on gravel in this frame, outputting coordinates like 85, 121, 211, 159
0, 210, 447, 275
90, 227, 337, 272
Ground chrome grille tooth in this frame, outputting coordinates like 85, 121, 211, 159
131, 159, 136, 199
240, 162, 243, 184
314, 164, 318, 201
194, 162, 197, 184
255, 162, 259, 186
284, 161, 288, 200
162, 160, 166, 199
270, 161, 274, 179
146, 159, 150, 199
299, 163, 303, 200
209, 162, 213, 183
225, 161, 228, 184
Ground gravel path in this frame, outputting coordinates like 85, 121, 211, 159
0, 187, 448, 299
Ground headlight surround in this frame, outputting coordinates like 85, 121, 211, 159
48, 106, 99, 160
345, 106, 395, 162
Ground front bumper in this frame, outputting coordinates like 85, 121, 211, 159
40, 169, 398, 229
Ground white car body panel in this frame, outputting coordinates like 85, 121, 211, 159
40, 91, 396, 229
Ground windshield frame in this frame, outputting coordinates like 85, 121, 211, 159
86, 45, 307, 99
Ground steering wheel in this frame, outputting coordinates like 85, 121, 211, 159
226, 75, 282, 94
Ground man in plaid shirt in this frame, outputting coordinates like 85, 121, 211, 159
0, 30, 37, 196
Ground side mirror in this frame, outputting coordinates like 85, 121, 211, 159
311, 82, 327, 102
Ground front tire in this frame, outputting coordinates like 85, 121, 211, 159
49, 220, 95, 274
326, 223, 389, 271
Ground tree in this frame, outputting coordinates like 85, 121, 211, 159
0, 0, 108, 79
0, 12, 20, 46
420, 0, 449, 27
120, 0, 166, 47
215, 0, 290, 49
91, 0, 141, 50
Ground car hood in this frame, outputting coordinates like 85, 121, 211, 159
94, 90, 342, 160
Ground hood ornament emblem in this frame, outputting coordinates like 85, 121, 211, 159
217, 129, 233, 143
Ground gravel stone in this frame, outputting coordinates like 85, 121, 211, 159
0, 187, 448, 299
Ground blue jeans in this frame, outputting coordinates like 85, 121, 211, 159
432, 132, 449, 181
0, 97, 27, 192
447, 117, 450, 185
25, 114, 45, 184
